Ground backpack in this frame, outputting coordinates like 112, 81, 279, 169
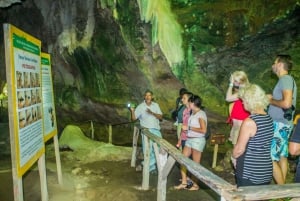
171, 104, 184, 121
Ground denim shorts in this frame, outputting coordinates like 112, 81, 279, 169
185, 137, 206, 152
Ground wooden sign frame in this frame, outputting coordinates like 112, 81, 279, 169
41, 52, 62, 185
3, 23, 48, 201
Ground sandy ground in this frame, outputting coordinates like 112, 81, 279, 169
0, 150, 221, 201
0, 122, 225, 201
1, 121, 298, 201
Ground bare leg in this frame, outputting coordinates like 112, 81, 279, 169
231, 119, 243, 145
180, 146, 191, 184
190, 149, 202, 188
279, 156, 288, 183
273, 161, 284, 184
192, 149, 202, 163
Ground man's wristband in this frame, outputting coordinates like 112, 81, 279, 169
229, 83, 233, 87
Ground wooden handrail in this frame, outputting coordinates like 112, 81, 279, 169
135, 126, 300, 201
141, 128, 236, 200
236, 183, 300, 200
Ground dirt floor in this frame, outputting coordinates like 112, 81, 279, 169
0, 150, 224, 201
0, 120, 298, 201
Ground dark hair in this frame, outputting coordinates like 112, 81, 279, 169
276, 54, 293, 71
179, 88, 188, 96
189, 95, 205, 109
144, 89, 153, 96
182, 91, 193, 100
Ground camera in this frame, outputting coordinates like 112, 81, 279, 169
233, 85, 240, 90
282, 105, 295, 121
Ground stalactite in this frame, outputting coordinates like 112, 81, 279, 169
137, 0, 184, 77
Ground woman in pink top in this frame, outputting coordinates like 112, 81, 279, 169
176, 91, 193, 149
175, 95, 207, 191
226, 71, 250, 145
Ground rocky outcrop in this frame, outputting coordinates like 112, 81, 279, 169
0, 0, 20, 7
0, 0, 299, 128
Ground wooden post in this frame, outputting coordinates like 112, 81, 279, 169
12, 169, 23, 201
108, 124, 112, 144
131, 126, 140, 167
142, 134, 150, 190
38, 154, 48, 201
53, 135, 63, 185
4, 24, 23, 201
135, 127, 300, 201
153, 143, 162, 170
220, 196, 227, 201
90, 120, 94, 140
212, 144, 219, 168
153, 143, 175, 201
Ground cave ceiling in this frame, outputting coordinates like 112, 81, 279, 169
0, 0, 299, 126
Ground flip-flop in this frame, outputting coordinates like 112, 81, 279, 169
188, 184, 199, 191
174, 183, 188, 190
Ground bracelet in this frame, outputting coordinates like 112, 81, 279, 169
229, 83, 233, 87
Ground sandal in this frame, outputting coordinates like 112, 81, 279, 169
174, 183, 188, 190
188, 184, 199, 191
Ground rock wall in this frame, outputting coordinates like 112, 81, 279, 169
0, 0, 299, 128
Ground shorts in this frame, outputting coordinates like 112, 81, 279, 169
271, 121, 292, 161
185, 137, 206, 152
229, 119, 243, 145
181, 140, 186, 150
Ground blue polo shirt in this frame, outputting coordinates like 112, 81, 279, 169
135, 101, 162, 130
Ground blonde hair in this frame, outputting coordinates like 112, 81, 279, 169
239, 84, 269, 112
232, 71, 249, 85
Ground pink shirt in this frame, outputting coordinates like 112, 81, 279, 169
180, 107, 191, 140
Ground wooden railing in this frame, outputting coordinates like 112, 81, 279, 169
130, 125, 300, 201
88, 120, 133, 144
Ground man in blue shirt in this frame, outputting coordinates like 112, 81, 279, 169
268, 54, 297, 184
130, 89, 163, 173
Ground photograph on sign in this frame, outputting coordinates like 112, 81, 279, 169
4, 24, 44, 176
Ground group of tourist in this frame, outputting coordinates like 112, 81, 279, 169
129, 54, 300, 190
228, 54, 299, 187
129, 88, 207, 190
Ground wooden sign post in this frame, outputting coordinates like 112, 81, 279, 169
210, 133, 226, 168
3, 23, 48, 201
41, 53, 62, 185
